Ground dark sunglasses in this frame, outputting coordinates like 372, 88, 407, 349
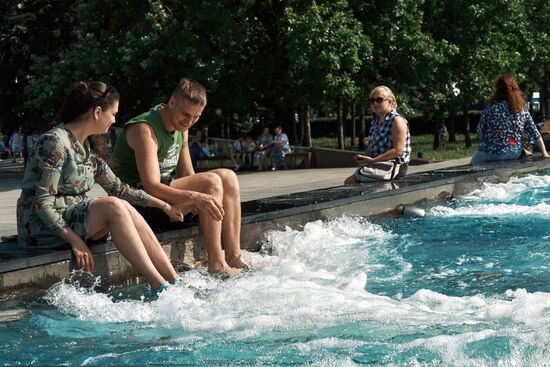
369, 97, 386, 104
94, 83, 112, 107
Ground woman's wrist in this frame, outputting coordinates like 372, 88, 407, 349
161, 202, 170, 211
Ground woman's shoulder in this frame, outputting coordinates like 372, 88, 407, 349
36, 126, 59, 140
485, 100, 508, 112
390, 110, 407, 123
34, 126, 69, 151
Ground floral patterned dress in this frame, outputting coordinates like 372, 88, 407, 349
17, 124, 150, 248
477, 100, 541, 154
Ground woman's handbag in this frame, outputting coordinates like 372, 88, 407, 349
355, 159, 404, 182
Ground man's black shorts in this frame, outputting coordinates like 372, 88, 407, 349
135, 178, 199, 233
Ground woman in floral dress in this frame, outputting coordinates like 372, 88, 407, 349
17, 81, 184, 295
470, 75, 550, 165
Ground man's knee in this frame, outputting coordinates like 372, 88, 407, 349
199, 172, 224, 195
215, 168, 239, 188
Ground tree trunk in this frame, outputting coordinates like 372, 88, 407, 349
359, 106, 366, 151
343, 104, 349, 145
226, 116, 231, 138
448, 106, 457, 143
350, 104, 356, 147
290, 108, 299, 146
432, 112, 441, 151
304, 104, 312, 147
337, 100, 345, 150
463, 105, 472, 148
542, 73, 550, 120
298, 104, 305, 146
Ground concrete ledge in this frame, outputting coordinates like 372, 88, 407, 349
1, 158, 549, 296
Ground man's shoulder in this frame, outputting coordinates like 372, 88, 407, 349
126, 105, 162, 126
125, 122, 158, 147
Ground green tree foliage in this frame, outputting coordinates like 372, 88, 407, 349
0, 0, 79, 133
1, 0, 549, 146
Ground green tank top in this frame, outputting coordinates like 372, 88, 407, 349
112, 104, 184, 186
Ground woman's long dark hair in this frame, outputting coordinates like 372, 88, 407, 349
487, 75, 525, 113
57, 81, 119, 160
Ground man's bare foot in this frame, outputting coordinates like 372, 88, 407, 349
226, 255, 250, 269
208, 261, 240, 276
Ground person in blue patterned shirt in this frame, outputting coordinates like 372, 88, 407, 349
470, 75, 549, 165
345, 85, 411, 184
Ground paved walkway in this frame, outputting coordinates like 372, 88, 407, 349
0, 158, 471, 238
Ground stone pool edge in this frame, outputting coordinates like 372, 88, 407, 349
1, 159, 549, 298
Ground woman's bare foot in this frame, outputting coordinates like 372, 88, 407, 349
208, 261, 240, 276
226, 254, 250, 269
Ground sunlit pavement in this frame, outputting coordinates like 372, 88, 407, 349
0, 157, 472, 238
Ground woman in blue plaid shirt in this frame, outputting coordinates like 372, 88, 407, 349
470, 75, 549, 165
345, 85, 411, 184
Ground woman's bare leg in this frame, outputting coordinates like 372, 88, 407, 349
121, 201, 178, 282
87, 197, 167, 289
344, 174, 358, 185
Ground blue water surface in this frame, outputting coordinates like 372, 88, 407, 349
0, 174, 549, 366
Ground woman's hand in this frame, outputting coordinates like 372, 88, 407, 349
192, 192, 225, 221
163, 203, 184, 222
70, 239, 95, 272
355, 154, 374, 165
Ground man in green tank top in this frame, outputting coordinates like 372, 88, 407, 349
112, 79, 248, 275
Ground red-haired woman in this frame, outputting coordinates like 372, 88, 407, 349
470, 75, 549, 165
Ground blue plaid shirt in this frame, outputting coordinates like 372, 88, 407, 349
367, 110, 411, 163
477, 101, 541, 154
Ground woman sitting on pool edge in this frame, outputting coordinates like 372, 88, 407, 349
470, 74, 550, 165
344, 85, 411, 184
16, 81, 184, 296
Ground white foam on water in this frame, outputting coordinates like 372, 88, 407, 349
430, 202, 550, 217
43, 216, 550, 365
459, 174, 550, 202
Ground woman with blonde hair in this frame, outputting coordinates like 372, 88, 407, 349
345, 85, 411, 184
470, 75, 549, 165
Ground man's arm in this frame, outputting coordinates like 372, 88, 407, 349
176, 130, 195, 178
126, 123, 198, 207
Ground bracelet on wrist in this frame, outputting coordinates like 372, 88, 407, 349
162, 202, 169, 211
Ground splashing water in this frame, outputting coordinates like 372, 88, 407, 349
1, 174, 549, 366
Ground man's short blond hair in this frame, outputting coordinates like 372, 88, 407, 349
172, 78, 207, 106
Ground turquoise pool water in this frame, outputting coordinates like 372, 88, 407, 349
1, 174, 549, 366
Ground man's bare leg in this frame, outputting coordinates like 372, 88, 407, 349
171, 173, 239, 275
210, 168, 249, 268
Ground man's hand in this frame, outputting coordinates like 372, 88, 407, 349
192, 192, 225, 221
